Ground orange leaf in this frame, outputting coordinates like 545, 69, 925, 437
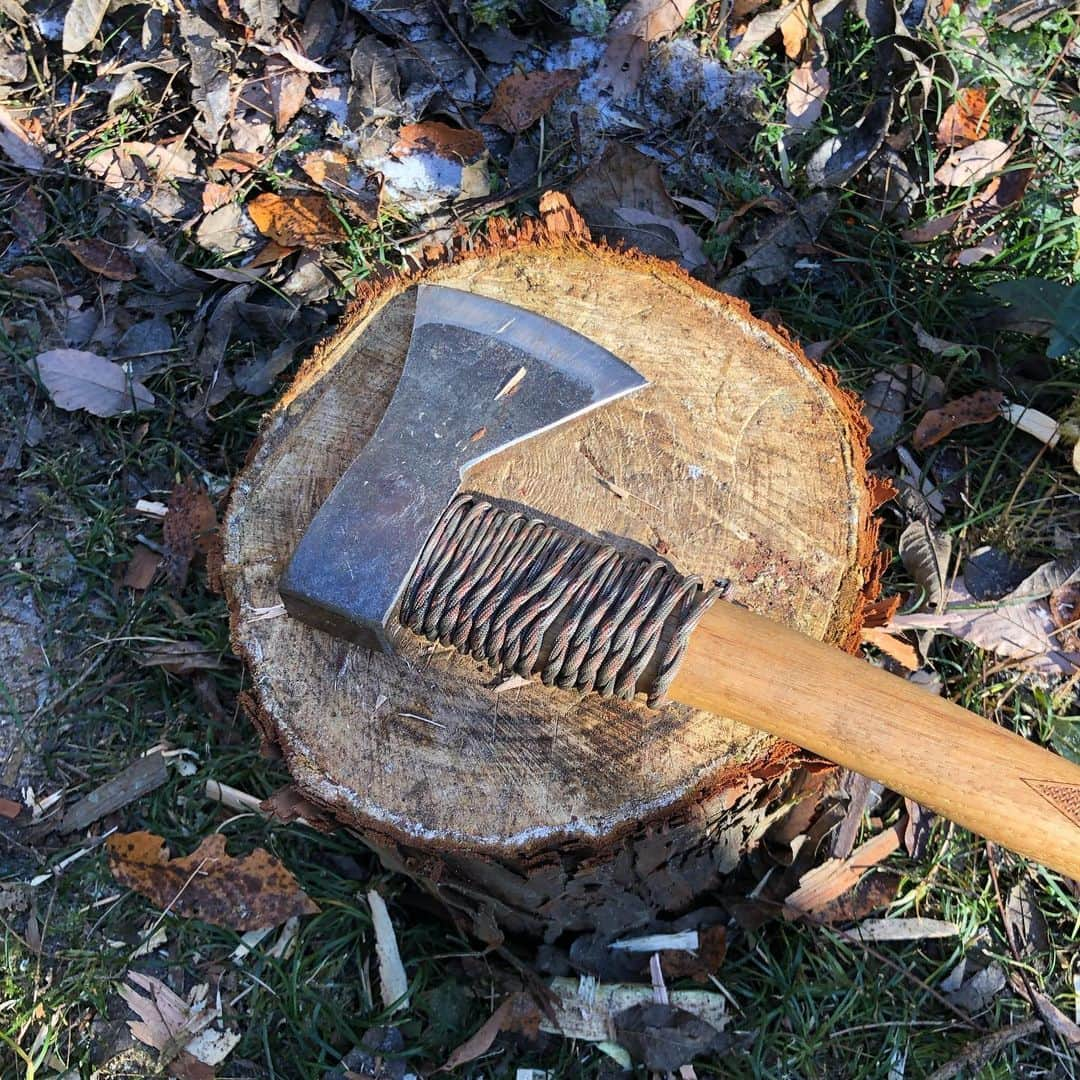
61, 238, 136, 281
480, 69, 580, 133
390, 121, 486, 163
106, 830, 319, 931
912, 389, 1004, 450
202, 181, 233, 213
779, 0, 811, 59
247, 192, 346, 247
246, 239, 298, 267
936, 88, 990, 148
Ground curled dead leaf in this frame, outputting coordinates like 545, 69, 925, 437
107, 830, 319, 931
912, 389, 1004, 450
480, 69, 580, 133
247, 192, 346, 247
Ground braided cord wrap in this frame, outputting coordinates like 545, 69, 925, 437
398, 495, 725, 708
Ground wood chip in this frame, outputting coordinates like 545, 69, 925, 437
784, 823, 902, 918
58, 752, 168, 834
367, 888, 409, 1013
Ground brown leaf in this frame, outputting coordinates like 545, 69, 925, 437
779, 0, 811, 59
595, 0, 694, 99
0, 797, 21, 819
107, 830, 319, 931
786, 59, 830, 131
1049, 580, 1080, 651
162, 480, 218, 588
267, 55, 309, 130
62, 238, 136, 281
246, 239, 298, 267
247, 192, 346, 247
438, 992, 540, 1072
202, 181, 234, 213
480, 69, 580, 133
934, 138, 1012, 187
912, 389, 1004, 450
391, 121, 485, 163
937, 88, 990, 148
212, 150, 265, 173
299, 150, 382, 224
122, 545, 161, 590
35, 349, 154, 416
11, 187, 45, 244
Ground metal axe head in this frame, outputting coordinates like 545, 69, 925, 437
279, 284, 649, 651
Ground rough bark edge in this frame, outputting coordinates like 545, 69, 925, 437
223, 191, 888, 859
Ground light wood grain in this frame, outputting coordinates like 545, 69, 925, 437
670, 601, 1080, 880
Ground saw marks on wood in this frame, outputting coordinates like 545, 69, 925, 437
223, 242, 873, 851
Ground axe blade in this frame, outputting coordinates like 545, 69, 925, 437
279, 285, 649, 651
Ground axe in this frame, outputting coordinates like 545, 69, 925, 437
279, 285, 1080, 881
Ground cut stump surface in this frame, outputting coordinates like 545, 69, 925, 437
223, 200, 881, 937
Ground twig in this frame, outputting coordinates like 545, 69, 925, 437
925, 1018, 1042, 1080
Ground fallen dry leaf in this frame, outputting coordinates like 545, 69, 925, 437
786, 59, 830, 132
107, 830, 319, 931
439, 992, 540, 1072
35, 349, 154, 417
886, 558, 1080, 675
935, 138, 1012, 187
212, 150, 264, 173
121, 970, 241, 1074
0, 797, 22, 819
0, 104, 45, 171
260, 786, 337, 831
122, 545, 162, 590
914, 323, 967, 356
266, 55, 309, 131
11, 187, 45, 244
299, 150, 382, 223
62, 238, 136, 281
480, 69, 580, 133
1048, 580, 1080, 651
162, 479, 218, 588
248, 192, 346, 247
595, 0, 694, 99
62, 0, 109, 53
936, 88, 990, 148
391, 121, 485, 163
779, 0, 811, 59
912, 389, 1004, 450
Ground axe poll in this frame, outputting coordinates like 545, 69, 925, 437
280, 284, 1080, 881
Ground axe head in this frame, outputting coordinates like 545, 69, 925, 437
279, 285, 649, 652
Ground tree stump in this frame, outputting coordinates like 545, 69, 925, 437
222, 196, 884, 948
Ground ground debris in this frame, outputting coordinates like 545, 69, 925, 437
107, 830, 319, 931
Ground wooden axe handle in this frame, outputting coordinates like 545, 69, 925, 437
669, 601, 1080, 880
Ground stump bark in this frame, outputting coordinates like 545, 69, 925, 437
222, 196, 885, 946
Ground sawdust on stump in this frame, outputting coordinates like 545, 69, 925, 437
221, 193, 884, 945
